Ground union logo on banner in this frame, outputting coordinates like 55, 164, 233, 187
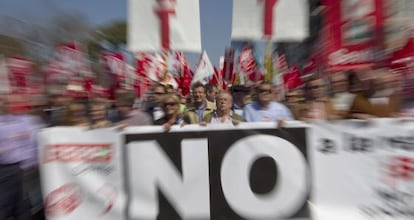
323, 0, 385, 71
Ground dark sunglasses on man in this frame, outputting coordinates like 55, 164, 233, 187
257, 88, 272, 94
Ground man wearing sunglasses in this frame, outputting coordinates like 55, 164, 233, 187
243, 82, 293, 122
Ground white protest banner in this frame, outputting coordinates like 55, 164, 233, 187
310, 119, 414, 220
231, 0, 309, 41
128, 0, 202, 53
38, 123, 310, 220
38, 128, 126, 220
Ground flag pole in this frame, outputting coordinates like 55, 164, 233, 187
264, 39, 273, 83
161, 49, 169, 85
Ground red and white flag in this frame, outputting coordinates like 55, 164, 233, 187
146, 52, 167, 81
46, 42, 93, 84
101, 53, 126, 79
274, 53, 288, 74
176, 54, 192, 96
135, 53, 153, 98
128, 0, 201, 52
191, 51, 214, 85
168, 51, 184, 77
238, 46, 256, 74
323, 0, 385, 71
101, 52, 127, 90
6, 56, 33, 88
232, 0, 308, 41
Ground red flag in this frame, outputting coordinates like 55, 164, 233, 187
209, 66, 219, 85
283, 66, 303, 90
223, 48, 235, 83
248, 69, 264, 82
179, 56, 192, 96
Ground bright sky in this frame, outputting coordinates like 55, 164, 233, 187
0, 0, 234, 67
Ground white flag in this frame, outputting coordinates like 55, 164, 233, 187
0, 55, 10, 93
231, 0, 309, 41
192, 51, 214, 85
128, 0, 202, 53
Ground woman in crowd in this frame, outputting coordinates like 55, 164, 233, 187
154, 94, 183, 130
301, 76, 336, 121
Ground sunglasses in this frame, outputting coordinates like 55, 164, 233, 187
154, 92, 165, 95
258, 89, 272, 94
164, 102, 178, 106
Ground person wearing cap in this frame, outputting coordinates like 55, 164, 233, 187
231, 85, 251, 116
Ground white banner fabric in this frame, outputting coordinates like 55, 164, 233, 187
231, 0, 309, 41
310, 119, 414, 220
38, 127, 126, 220
128, 0, 202, 53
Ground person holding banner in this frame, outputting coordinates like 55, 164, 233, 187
116, 90, 152, 126
301, 76, 336, 121
203, 91, 243, 126
230, 85, 251, 116
350, 69, 401, 118
183, 82, 215, 124
154, 94, 183, 130
243, 82, 293, 122
143, 84, 167, 122
330, 71, 356, 119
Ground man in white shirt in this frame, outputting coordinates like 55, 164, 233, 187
204, 91, 243, 126
243, 82, 293, 122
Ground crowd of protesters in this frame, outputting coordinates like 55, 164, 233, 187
0, 67, 412, 219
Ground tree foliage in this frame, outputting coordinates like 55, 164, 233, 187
0, 34, 26, 57
87, 21, 127, 60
